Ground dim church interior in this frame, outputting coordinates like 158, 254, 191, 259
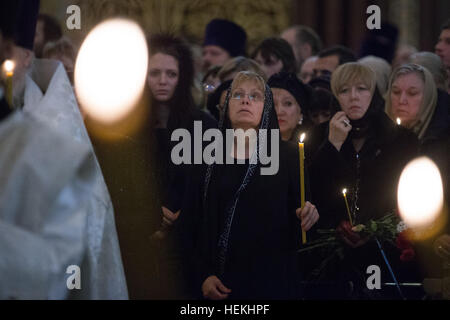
40, 0, 450, 56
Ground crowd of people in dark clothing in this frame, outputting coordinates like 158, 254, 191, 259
1, 1, 450, 300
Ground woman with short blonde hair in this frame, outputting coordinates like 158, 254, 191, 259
309, 62, 419, 298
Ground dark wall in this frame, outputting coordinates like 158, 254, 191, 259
291, 0, 449, 54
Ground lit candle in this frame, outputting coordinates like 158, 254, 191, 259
396, 118, 401, 126
299, 133, 306, 244
3, 60, 15, 107
342, 188, 353, 226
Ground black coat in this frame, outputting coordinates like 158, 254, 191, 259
420, 89, 450, 208
310, 112, 419, 228
181, 141, 305, 300
307, 112, 420, 299
414, 90, 450, 279
91, 108, 217, 299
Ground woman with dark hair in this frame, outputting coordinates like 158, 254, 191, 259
252, 37, 297, 79
94, 33, 216, 299
309, 63, 419, 299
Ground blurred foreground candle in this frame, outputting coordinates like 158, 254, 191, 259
3, 60, 14, 107
342, 188, 353, 226
299, 133, 306, 244
75, 18, 148, 125
398, 157, 444, 235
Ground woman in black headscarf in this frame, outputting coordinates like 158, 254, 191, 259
267, 72, 312, 142
309, 63, 419, 299
187, 71, 319, 300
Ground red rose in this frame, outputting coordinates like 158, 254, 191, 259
337, 220, 368, 248
400, 248, 415, 262
396, 231, 411, 250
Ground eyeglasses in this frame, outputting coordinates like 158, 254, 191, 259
231, 90, 264, 102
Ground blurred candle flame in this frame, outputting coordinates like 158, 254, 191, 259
398, 157, 444, 229
3, 60, 15, 75
299, 133, 305, 143
74, 18, 148, 124
396, 117, 401, 125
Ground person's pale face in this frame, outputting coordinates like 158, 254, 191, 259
228, 80, 264, 130
390, 73, 424, 128
272, 88, 302, 141
254, 52, 283, 79
299, 56, 317, 83
435, 29, 450, 69
313, 55, 339, 78
202, 45, 230, 72
147, 53, 179, 102
337, 81, 372, 120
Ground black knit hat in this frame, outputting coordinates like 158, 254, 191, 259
0, 0, 40, 50
203, 19, 247, 57
268, 72, 312, 113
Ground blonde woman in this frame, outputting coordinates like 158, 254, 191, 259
309, 63, 419, 298
191, 71, 319, 299
386, 63, 450, 267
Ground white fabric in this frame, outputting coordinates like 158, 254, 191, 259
22, 59, 128, 299
0, 112, 94, 299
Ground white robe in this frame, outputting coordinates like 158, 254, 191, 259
0, 111, 95, 299
22, 59, 128, 299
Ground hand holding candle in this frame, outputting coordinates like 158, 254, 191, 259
299, 133, 306, 244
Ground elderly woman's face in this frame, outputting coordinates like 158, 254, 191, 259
228, 80, 264, 130
147, 52, 179, 102
336, 81, 372, 120
272, 88, 302, 140
390, 73, 424, 128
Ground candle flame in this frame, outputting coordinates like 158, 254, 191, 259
398, 157, 443, 229
396, 117, 401, 125
299, 133, 305, 143
342, 188, 347, 195
74, 18, 148, 124
3, 60, 15, 74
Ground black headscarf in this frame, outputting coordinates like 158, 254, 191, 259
267, 72, 312, 115
202, 80, 279, 275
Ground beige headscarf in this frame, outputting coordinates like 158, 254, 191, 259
385, 63, 437, 140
